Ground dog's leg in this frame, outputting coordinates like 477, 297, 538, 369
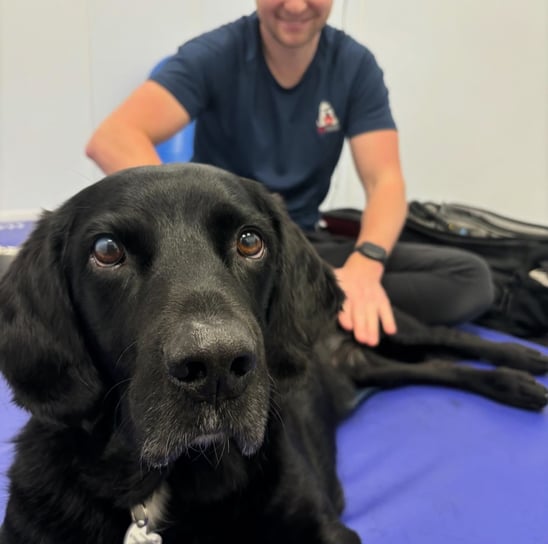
392, 327, 548, 375
342, 349, 548, 411
387, 311, 548, 375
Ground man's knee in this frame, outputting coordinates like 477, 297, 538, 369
441, 252, 495, 325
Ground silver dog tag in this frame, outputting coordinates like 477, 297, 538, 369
123, 522, 163, 544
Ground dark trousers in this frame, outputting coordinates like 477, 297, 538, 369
306, 232, 495, 326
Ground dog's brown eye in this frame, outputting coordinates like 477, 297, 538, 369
92, 237, 125, 267
237, 230, 265, 259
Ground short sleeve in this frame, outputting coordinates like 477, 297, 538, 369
345, 49, 396, 137
149, 26, 238, 119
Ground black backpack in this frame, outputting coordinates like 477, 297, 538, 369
321, 202, 548, 340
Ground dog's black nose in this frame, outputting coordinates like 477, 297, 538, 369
165, 324, 258, 403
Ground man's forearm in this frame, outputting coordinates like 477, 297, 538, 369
355, 174, 408, 254
86, 123, 163, 175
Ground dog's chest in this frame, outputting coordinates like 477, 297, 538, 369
123, 484, 170, 543
155, 455, 272, 542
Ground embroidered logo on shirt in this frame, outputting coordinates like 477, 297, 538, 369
316, 101, 340, 134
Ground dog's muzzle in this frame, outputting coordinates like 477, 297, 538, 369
163, 318, 258, 405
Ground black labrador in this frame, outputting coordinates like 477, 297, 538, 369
0, 163, 546, 544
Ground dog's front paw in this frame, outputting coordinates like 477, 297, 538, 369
500, 344, 548, 375
482, 368, 548, 411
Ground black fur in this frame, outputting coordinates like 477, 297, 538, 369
0, 163, 546, 543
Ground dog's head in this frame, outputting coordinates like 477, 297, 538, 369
0, 163, 343, 467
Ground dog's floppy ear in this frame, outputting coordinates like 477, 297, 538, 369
0, 211, 103, 424
253, 190, 345, 380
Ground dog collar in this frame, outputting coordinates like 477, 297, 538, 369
123, 503, 163, 544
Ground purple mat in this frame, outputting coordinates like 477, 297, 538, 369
0, 221, 36, 248
337, 326, 548, 543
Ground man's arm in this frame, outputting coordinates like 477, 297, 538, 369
86, 80, 191, 175
334, 129, 408, 346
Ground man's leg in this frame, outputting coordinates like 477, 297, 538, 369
308, 233, 494, 326
382, 242, 494, 325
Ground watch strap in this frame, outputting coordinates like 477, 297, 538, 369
354, 242, 388, 265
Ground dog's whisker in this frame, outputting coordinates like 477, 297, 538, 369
104, 378, 132, 401
268, 395, 285, 430
113, 387, 131, 425
114, 341, 138, 369
213, 438, 228, 468
74, 373, 94, 389
212, 441, 221, 466
262, 374, 283, 426
138, 457, 146, 479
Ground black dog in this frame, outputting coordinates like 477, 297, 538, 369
0, 163, 546, 544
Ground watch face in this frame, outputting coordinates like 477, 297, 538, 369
356, 242, 387, 263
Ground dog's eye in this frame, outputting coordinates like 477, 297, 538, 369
237, 230, 265, 259
91, 237, 125, 267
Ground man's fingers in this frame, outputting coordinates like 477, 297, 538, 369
351, 303, 380, 346
338, 301, 353, 332
378, 298, 397, 336
338, 300, 396, 347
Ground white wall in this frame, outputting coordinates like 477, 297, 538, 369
1, 0, 94, 213
324, 0, 548, 224
1, 0, 547, 224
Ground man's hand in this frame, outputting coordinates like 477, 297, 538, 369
334, 252, 397, 346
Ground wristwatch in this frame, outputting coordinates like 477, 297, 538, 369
354, 242, 388, 265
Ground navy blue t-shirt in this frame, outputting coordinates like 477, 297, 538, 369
151, 13, 396, 231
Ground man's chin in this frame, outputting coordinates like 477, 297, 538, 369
276, 30, 318, 49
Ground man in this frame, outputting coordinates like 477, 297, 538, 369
86, 0, 494, 346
